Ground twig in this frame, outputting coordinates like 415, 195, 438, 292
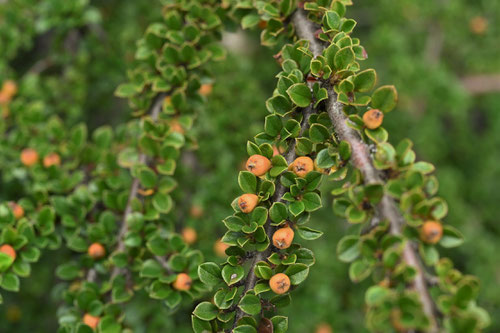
155, 255, 174, 275
461, 74, 500, 94
111, 93, 166, 278
86, 268, 97, 283
292, 9, 439, 332
232, 105, 315, 328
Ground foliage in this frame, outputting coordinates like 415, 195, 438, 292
0, 0, 498, 332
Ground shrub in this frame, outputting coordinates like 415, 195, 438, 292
0, 1, 496, 332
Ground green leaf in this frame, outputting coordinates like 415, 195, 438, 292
339, 141, 351, 160
337, 236, 360, 262
223, 216, 246, 232
198, 262, 222, 287
192, 315, 212, 333
37, 206, 55, 236
138, 167, 157, 188
271, 316, 288, 333
241, 14, 260, 29
115, 83, 141, 97
56, 263, 80, 280
349, 259, 373, 282
270, 155, 288, 177
149, 281, 172, 300
12, 261, 30, 277
193, 302, 218, 321
284, 263, 309, 285
286, 83, 312, 107
238, 171, 257, 193
371, 85, 398, 112
340, 19, 356, 33
288, 201, 305, 217
222, 265, 244, 286
324, 43, 340, 70
365, 286, 390, 306
269, 202, 288, 224
264, 115, 282, 137
324, 11, 341, 30
254, 261, 273, 279
140, 259, 162, 278
234, 325, 257, 333
0, 252, 14, 271
297, 226, 323, 240
334, 47, 354, 69
440, 225, 464, 248
346, 205, 367, 223
152, 193, 173, 213
239, 294, 261, 315
267, 95, 292, 115
1, 272, 19, 292
309, 124, 330, 143
214, 288, 237, 309
411, 161, 435, 174
353, 69, 376, 92
301, 192, 322, 212
164, 290, 181, 308
365, 183, 384, 204
316, 149, 335, 169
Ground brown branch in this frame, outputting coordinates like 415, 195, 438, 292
232, 105, 315, 328
461, 74, 500, 94
111, 93, 166, 278
86, 268, 97, 283
155, 255, 174, 275
292, 9, 439, 332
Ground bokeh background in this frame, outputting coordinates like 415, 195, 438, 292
0, 0, 499, 332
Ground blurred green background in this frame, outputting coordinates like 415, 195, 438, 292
0, 0, 499, 332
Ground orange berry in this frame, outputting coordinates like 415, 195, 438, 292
5, 305, 21, 323
0, 244, 16, 260
0, 80, 17, 103
169, 119, 184, 134
362, 109, 384, 130
291, 156, 314, 177
8, 202, 24, 219
272, 226, 294, 249
246, 154, 271, 176
272, 146, 280, 157
43, 153, 61, 168
272, 144, 286, 157
469, 16, 488, 35
20, 148, 39, 167
420, 221, 443, 244
88, 243, 106, 259
258, 20, 268, 29
0, 92, 9, 104
269, 273, 290, 294
199, 83, 213, 96
238, 194, 259, 213
315, 323, 333, 333
2, 80, 17, 98
182, 227, 197, 245
83, 313, 100, 330
214, 239, 229, 257
190, 205, 204, 218
173, 273, 192, 291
